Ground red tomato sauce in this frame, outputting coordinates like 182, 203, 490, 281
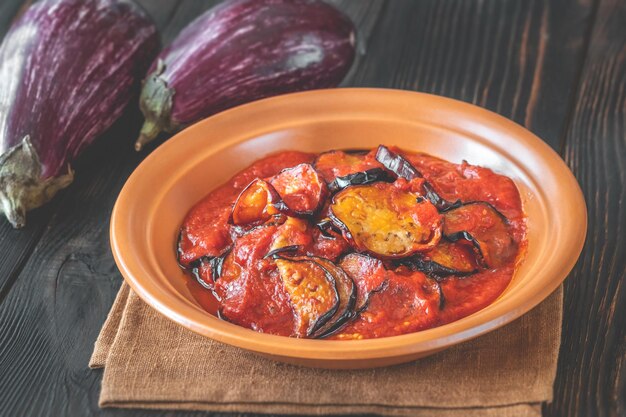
179, 147, 526, 339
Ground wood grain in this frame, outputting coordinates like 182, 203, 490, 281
543, 0, 626, 415
349, 0, 595, 150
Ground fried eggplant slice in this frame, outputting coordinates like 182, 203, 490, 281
229, 179, 280, 225
331, 269, 441, 340
443, 202, 517, 268
339, 253, 387, 312
191, 249, 231, 290
266, 217, 312, 256
216, 225, 295, 336
269, 164, 328, 217
426, 241, 479, 273
398, 241, 479, 278
329, 183, 442, 258
316, 217, 342, 237
177, 203, 233, 267
375, 145, 461, 211
328, 168, 396, 192
274, 256, 340, 337
311, 258, 356, 338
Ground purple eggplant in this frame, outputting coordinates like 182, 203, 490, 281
135, 0, 356, 151
0, 0, 159, 228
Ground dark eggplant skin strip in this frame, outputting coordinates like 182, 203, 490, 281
311, 258, 357, 338
435, 280, 445, 310
375, 145, 461, 212
444, 231, 489, 268
229, 178, 281, 226
189, 248, 232, 290
328, 168, 395, 192
395, 256, 477, 280
274, 255, 340, 337
316, 218, 341, 237
375, 145, 420, 180
265, 245, 301, 259
445, 231, 483, 253
443, 201, 514, 268
338, 253, 388, 312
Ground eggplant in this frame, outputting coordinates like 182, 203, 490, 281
0, 0, 159, 228
329, 183, 442, 258
334, 267, 441, 339
375, 146, 461, 212
338, 253, 387, 312
269, 164, 328, 217
135, 0, 356, 151
215, 224, 296, 336
316, 217, 342, 237
443, 202, 517, 268
313, 150, 382, 183
397, 241, 479, 278
190, 249, 231, 290
311, 257, 356, 338
229, 179, 281, 225
274, 255, 339, 337
328, 168, 395, 192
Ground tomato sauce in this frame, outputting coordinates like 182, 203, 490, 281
179, 147, 526, 339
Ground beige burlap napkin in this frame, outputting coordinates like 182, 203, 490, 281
90, 282, 562, 417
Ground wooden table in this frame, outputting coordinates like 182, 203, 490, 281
0, 1, 623, 416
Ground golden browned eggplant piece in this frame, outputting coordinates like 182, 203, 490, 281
330, 183, 442, 258
443, 202, 517, 268
229, 179, 280, 225
275, 256, 339, 337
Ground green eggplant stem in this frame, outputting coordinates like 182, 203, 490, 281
0, 136, 74, 228
135, 60, 176, 152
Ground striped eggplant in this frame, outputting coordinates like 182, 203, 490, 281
136, 0, 356, 151
0, 0, 159, 228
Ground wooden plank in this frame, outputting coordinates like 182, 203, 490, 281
350, 0, 595, 149
543, 0, 626, 416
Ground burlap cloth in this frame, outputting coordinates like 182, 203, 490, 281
90, 282, 562, 416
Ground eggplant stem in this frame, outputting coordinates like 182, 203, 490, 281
0, 136, 74, 228
135, 120, 162, 151
136, 60, 176, 152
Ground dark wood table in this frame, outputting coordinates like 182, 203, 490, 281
0, 1, 623, 416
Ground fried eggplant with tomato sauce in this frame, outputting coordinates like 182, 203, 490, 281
328, 168, 395, 192
443, 202, 517, 268
229, 179, 281, 225
310, 257, 356, 338
269, 164, 327, 217
330, 183, 442, 258
375, 145, 460, 211
274, 256, 339, 337
338, 253, 388, 312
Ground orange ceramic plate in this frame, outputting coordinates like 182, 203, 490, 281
110, 89, 586, 369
